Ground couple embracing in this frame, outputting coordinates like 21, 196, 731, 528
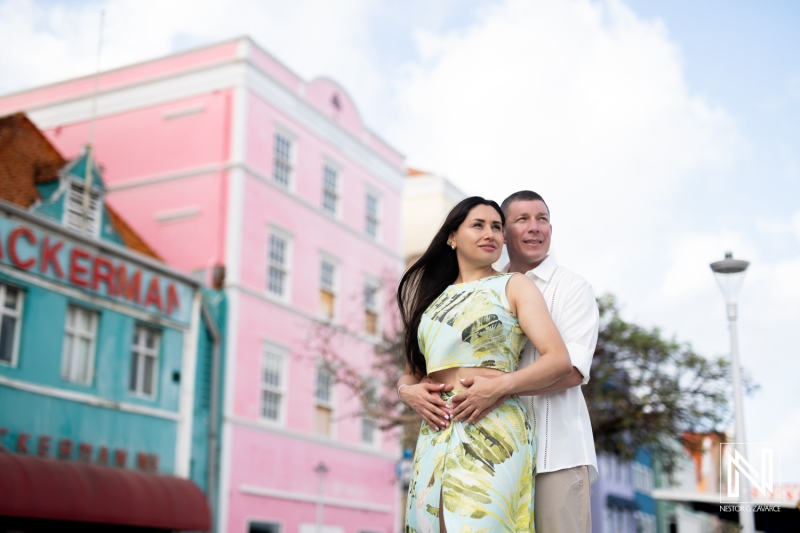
397, 191, 599, 533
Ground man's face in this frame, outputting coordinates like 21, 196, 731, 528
503, 199, 552, 269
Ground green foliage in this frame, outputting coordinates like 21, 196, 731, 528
586, 294, 740, 476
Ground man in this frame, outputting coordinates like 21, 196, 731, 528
398, 190, 599, 532
497, 190, 599, 533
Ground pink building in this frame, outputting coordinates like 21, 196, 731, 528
0, 37, 405, 533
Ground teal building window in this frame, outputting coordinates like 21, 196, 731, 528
64, 180, 102, 237
129, 325, 160, 398
61, 306, 98, 385
0, 284, 23, 366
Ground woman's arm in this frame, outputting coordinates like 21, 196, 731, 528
397, 366, 454, 430
450, 273, 571, 422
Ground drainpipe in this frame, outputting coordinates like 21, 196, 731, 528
176, 290, 202, 477
202, 299, 222, 522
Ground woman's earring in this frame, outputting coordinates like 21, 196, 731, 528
449, 242, 456, 250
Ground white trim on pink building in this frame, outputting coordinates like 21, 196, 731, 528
1, 36, 405, 533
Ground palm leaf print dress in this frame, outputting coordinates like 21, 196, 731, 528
405, 273, 535, 533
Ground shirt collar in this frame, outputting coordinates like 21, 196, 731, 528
531, 255, 558, 282
501, 255, 558, 281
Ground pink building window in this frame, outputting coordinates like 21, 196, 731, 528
314, 362, 335, 436
272, 132, 294, 188
364, 278, 380, 336
260, 348, 285, 422
365, 191, 380, 240
322, 164, 339, 216
267, 231, 291, 298
361, 382, 378, 445
319, 259, 337, 319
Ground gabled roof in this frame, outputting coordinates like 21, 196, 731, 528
0, 112, 161, 261
0, 113, 65, 206
62, 148, 106, 192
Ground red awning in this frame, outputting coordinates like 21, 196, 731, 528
0, 453, 210, 531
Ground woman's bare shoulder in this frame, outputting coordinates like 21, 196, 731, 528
506, 271, 537, 291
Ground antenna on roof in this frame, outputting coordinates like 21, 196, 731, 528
81, 9, 105, 232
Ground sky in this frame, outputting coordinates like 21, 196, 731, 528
1, 0, 798, 485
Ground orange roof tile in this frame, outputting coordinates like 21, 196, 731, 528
407, 167, 432, 177
0, 113, 65, 207
105, 205, 163, 261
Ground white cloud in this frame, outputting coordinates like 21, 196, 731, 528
771, 408, 800, 483
654, 231, 754, 304
388, 0, 742, 298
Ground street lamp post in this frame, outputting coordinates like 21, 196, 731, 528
314, 461, 329, 533
710, 251, 755, 533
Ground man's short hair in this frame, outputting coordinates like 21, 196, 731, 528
500, 190, 549, 218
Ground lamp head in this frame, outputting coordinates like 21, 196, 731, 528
314, 462, 329, 476
710, 251, 749, 304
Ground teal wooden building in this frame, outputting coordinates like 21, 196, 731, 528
0, 113, 224, 532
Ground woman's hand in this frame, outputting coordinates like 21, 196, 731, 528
400, 381, 454, 431
450, 375, 508, 424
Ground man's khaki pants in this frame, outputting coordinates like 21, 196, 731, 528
534, 466, 591, 533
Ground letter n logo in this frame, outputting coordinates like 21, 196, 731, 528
724, 445, 774, 501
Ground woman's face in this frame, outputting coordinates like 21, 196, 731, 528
448, 204, 504, 266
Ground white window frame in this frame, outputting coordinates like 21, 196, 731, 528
61, 305, 99, 386
272, 127, 297, 190
360, 380, 380, 447
364, 188, 381, 241
260, 342, 289, 425
0, 284, 24, 368
267, 227, 292, 302
318, 254, 339, 320
363, 276, 381, 337
314, 360, 336, 438
63, 179, 102, 237
129, 325, 160, 399
321, 159, 341, 217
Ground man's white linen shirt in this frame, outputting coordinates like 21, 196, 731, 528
508, 255, 600, 483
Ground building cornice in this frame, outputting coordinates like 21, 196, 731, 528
0, 375, 181, 421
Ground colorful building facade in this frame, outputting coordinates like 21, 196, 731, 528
0, 37, 405, 533
402, 169, 467, 265
591, 450, 657, 533
0, 113, 220, 532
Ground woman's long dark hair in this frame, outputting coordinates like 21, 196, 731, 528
397, 196, 505, 376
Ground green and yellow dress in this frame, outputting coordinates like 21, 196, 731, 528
405, 273, 535, 533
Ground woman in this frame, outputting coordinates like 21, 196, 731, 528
397, 196, 571, 532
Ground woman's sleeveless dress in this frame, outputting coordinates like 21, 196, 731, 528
405, 273, 536, 533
